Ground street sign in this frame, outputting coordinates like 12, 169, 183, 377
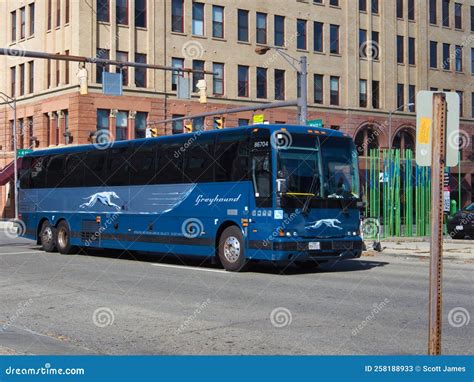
177, 76, 191, 99
307, 119, 323, 128
17, 149, 32, 158
416, 91, 460, 167
102, 72, 123, 96
253, 114, 265, 124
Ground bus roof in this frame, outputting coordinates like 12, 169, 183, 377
26, 124, 349, 157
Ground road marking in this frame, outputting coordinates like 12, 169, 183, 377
0, 251, 41, 256
151, 263, 227, 274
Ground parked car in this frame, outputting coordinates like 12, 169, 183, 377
447, 203, 474, 239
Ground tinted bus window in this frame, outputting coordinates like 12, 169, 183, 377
63, 153, 85, 188
105, 147, 131, 186
46, 154, 66, 188
30, 156, 49, 188
129, 144, 157, 185
214, 132, 249, 182
19, 157, 32, 189
157, 143, 183, 184
183, 138, 214, 183
83, 151, 106, 187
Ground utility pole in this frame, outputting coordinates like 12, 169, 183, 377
298, 56, 308, 125
428, 93, 447, 355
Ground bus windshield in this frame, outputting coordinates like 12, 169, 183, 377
277, 136, 360, 200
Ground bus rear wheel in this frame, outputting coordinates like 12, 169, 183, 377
39, 220, 57, 252
56, 220, 76, 254
218, 226, 247, 272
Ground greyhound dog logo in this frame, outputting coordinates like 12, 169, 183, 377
305, 219, 342, 230
80, 192, 121, 210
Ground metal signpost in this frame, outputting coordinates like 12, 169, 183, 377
415, 91, 460, 355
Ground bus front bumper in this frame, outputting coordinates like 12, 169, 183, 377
248, 237, 363, 262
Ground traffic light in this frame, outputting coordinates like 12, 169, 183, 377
214, 117, 224, 130
196, 79, 207, 104
150, 127, 158, 137
184, 120, 193, 133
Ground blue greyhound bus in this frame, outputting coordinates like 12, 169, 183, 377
18, 124, 363, 271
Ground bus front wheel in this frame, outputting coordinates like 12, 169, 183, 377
218, 226, 247, 272
39, 220, 57, 253
56, 220, 76, 254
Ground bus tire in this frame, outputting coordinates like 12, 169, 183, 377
218, 226, 247, 272
39, 220, 57, 253
56, 220, 76, 254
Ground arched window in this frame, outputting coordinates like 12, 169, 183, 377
392, 127, 415, 153
354, 124, 380, 156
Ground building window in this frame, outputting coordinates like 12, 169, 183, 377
409, 85, 416, 112
330, 0, 339, 6
359, 80, 367, 107
471, 6, 474, 31
193, 117, 204, 131
47, 0, 52, 30
47, 59, 51, 88
372, 0, 379, 14
274, 15, 285, 47
397, 35, 404, 63
256, 12, 267, 44
135, 0, 146, 27
65, 0, 70, 24
97, 0, 109, 22
116, 51, 128, 85
371, 31, 380, 59
238, 119, 249, 126
56, 0, 61, 27
442, 0, 450, 27
430, 41, 438, 68
135, 53, 147, 87
18, 119, 24, 149
29, 3, 35, 35
192, 60, 204, 91
408, 37, 416, 65
192, 2, 204, 36
471, 92, 474, 117
408, 0, 415, 20
135, 112, 147, 138
97, 109, 109, 132
359, 29, 367, 58
430, 0, 437, 24
213, 62, 224, 95
28, 61, 34, 93
330, 76, 339, 105
455, 45, 463, 72
297, 19, 307, 50
172, 115, 184, 134
372, 80, 380, 109
397, 0, 403, 18
456, 91, 463, 116
171, 0, 184, 32
238, 65, 249, 97
20, 7, 26, 39
314, 74, 323, 104
359, 0, 367, 12
454, 3, 462, 29
329, 24, 339, 54
116, 0, 128, 25
275, 69, 285, 100
397, 84, 404, 109
171, 57, 184, 90
443, 43, 450, 70
313, 22, 323, 52
212, 5, 224, 38
256, 67, 267, 99
237, 9, 249, 42
19, 64, 25, 96
96, 49, 110, 83
116, 111, 128, 141
471, 48, 474, 74
11, 11, 16, 41
10, 67, 16, 97
65, 50, 70, 84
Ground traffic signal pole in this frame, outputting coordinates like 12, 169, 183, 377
298, 56, 308, 125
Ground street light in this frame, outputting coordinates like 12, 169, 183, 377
388, 102, 415, 150
0, 91, 18, 220
255, 46, 308, 125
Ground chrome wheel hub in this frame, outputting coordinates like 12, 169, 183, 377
58, 229, 67, 248
223, 236, 240, 263
42, 227, 52, 244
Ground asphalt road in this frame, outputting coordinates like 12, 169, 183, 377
0, 235, 472, 355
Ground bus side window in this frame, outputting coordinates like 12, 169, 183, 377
30, 156, 49, 189
46, 154, 66, 188
215, 134, 249, 182
83, 151, 107, 187
105, 148, 131, 187
183, 138, 214, 183
19, 157, 32, 189
63, 153, 85, 188
129, 144, 157, 185
252, 154, 271, 199
157, 143, 183, 184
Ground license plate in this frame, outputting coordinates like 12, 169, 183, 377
308, 242, 320, 250
455, 225, 464, 230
